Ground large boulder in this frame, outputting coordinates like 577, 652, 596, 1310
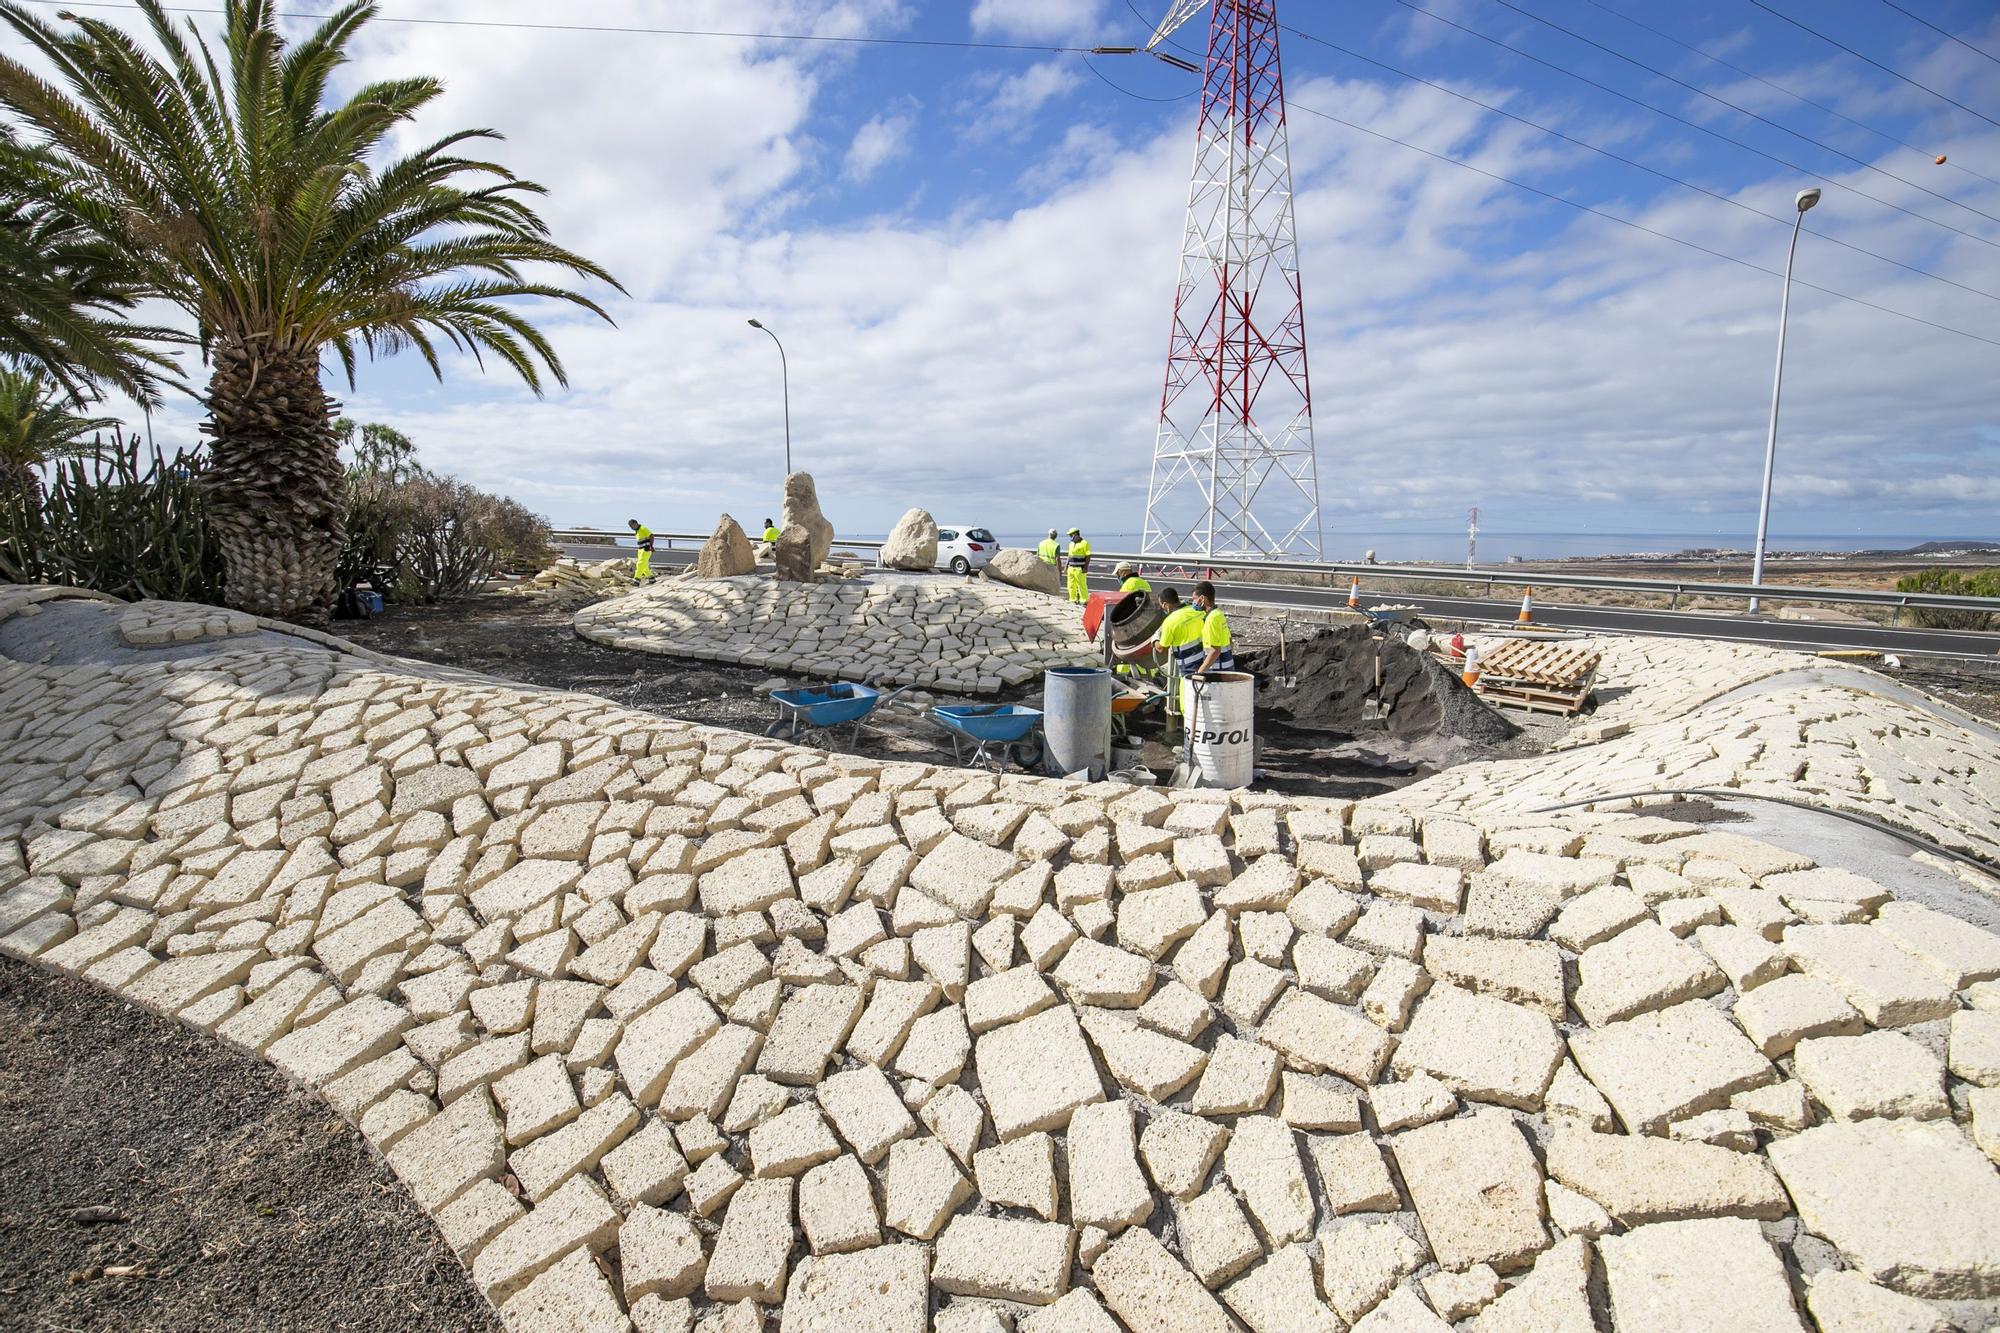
880, 508, 939, 571
780, 471, 834, 570
983, 547, 1062, 595
774, 526, 817, 582
693, 514, 756, 578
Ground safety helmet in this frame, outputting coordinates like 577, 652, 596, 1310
1068, 527, 1081, 536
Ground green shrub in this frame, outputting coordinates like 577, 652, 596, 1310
332, 420, 556, 603
0, 429, 224, 602
1894, 568, 1998, 630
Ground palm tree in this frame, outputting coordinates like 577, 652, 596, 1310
0, 0, 619, 620
0, 129, 181, 407
0, 363, 119, 501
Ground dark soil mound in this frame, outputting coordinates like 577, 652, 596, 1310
1242, 624, 1517, 745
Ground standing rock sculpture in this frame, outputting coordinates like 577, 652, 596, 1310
693, 515, 756, 578
880, 508, 940, 571
983, 547, 1063, 595
773, 527, 817, 582
780, 471, 835, 570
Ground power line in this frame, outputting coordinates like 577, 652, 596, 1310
14, 0, 1093, 53
1580, 0, 2000, 191
1878, 0, 2000, 72
1275, 96, 2000, 350
1080, 55, 1196, 103
23, 0, 2000, 348
1481, 0, 2000, 228
1745, 0, 2000, 131
1279, 23, 2000, 306
1385, 0, 2000, 254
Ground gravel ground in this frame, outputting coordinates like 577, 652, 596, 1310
337, 592, 1553, 798
0, 959, 500, 1333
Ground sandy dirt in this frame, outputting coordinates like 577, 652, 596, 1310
337, 591, 1561, 800
0, 958, 500, 1333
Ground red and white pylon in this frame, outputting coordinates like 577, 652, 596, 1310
1517, 587, 1535, 623
1140, 0, 1322, 562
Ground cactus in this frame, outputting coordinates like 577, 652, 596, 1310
0, 428, 225, 603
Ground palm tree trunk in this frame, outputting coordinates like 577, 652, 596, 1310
199, 336, 343, 622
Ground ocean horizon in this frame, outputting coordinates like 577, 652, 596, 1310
859, 530, 1995, 565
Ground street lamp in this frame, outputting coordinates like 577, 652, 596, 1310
1749, 186, 1820, 614
747, 318, 792, 478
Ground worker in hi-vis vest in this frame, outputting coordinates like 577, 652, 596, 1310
761, 518, 780, 544
1037, 528, 1060, 568
1115, 561, 1151, 595
1165, 580, 1234, 675
628, 518, 654, 581
1064, 527, 1091, 603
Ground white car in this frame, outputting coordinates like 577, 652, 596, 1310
935, 525, 1000, 574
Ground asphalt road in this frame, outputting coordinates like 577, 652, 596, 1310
1154, 576, 2000, 660
561, 543, 2000, 660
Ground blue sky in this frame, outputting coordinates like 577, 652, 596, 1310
13, 0, 2000, 551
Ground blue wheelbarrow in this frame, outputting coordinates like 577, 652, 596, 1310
933, 703, 1045, 771
765, 682, 910, 748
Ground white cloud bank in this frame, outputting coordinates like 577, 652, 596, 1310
9, 0, 1996, 547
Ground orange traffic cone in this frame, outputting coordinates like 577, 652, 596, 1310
1461, 645, 1482, 688
1517, 586, 1534, 623
1347, 578, 1360, 610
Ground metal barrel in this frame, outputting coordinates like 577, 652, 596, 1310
1179, 670, 1256, 788
1043, 666, 1114, 779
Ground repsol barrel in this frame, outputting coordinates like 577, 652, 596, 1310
1043, 666, 1114, 779
1179, 670, 1255, 788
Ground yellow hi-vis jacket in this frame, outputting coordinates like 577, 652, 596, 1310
762, 525, 780, 542
1067, 539, 1091, 568
1037, 537, 1060, 565
1119, 575, 1152, 594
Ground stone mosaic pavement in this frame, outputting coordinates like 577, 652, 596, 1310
575, 574, 1100, 695
1395, 646, 2000, 871
2, 589, 1999, 1332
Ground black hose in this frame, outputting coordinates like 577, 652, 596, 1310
1528, 787, 2000, 879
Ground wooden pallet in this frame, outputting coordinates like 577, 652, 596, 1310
1463, 638, 1602, 715
1473, 639, 1602, 688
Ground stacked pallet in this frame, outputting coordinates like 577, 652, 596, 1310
1467, 637, 1603, 714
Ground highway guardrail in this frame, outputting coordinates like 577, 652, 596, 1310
546, 529, 1996, 624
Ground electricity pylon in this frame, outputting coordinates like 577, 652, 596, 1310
1140, 0, 1322, 561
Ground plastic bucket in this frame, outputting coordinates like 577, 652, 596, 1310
1043, 666, 1114, 779
1107, 591, 1164, 647
1178, 670, 1255, 789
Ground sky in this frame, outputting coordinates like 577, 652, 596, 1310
8, 0, 2000, 552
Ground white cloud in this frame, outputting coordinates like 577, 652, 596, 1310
384, 58, 1999, 542
8, 4, 1997, 548
970, 0, 1109, 42
963, 58, 1086, 141
843, 113, 913, 180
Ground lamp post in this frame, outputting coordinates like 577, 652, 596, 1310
1749, 187, 1820, 614
747, 318, 791, 478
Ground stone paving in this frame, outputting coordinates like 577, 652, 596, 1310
2, 590, 1999, 1332
1565, 636, 1850, 729
575, 574, 1098, 695
1388, 666, 2000, 869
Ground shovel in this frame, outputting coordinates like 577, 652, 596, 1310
1361, 640, 1392, 722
